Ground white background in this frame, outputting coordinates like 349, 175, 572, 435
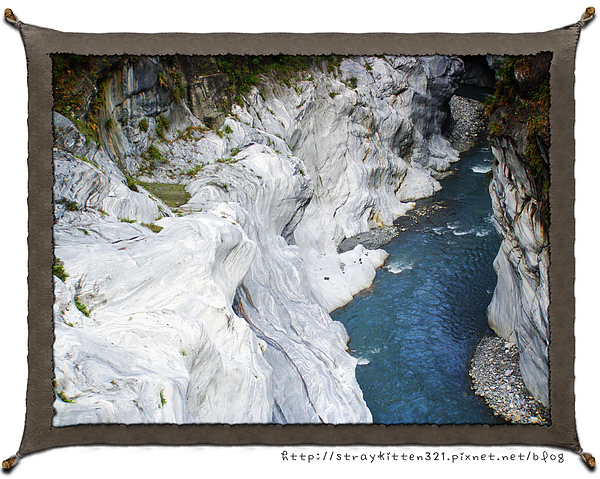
0, 1, 598, 477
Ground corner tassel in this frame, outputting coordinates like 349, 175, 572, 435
575, 6, 596, 28
583, 6, 596, 19
3, 8, 16, 22
4, 8, 17, 23
2, 453, 20, 470
3, 7, 22, 28
581, 452, 596, 469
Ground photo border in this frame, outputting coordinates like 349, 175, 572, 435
18, 23, 579, 456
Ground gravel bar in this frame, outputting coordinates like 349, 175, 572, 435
470, 334, 550, 425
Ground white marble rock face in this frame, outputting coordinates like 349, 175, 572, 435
487, 140, 550, 407
52, 55, 462, 425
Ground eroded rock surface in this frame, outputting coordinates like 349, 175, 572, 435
484, 54, 551, 407
52, 55, 463, 424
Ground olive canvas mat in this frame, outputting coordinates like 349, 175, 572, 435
0, 2, 598, 476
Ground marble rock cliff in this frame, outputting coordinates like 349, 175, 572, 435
52, 55, 462, 424
485, 54, 551, 407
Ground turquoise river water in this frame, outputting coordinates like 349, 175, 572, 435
332, 144, 505, 424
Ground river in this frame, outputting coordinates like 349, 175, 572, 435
332, 143, 505, 424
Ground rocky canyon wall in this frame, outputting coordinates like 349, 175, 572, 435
51, 54, 463, 424
485, 53, 551, 407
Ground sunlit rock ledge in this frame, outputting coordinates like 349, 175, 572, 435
52, 55, 463, 425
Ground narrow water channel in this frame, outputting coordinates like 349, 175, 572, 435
332, 144, 505, 424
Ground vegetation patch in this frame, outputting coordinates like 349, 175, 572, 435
120, 217, 136, 223
343, 76, 358, 89
216, 157, 238, 165
177, 125, 208, 142
74, 296, 90, 317
53, 257, 69, 282
125, 174, 139, 192
162, 54, 343, 110
156, 115, 171, 141
51, 55, 116, 147
486, 53, 550, 227
139, 118, 149, 132
58, 199, 79, 212
137, 182, 191, 208
140, 144, 167, 174
485, 56, 550, 173
142, 223, 163, 233
170, 83, 186, 103
185, 162, 208, 177
56, 390, 75, 403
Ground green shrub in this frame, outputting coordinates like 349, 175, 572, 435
53, 257, 69, 282
74, 296, 90, 317
329, 91, 340, 99
170, 85, 186, 102
158, 72, 168, 89
120, 217, 136, 223
142, 222, 163, 233
344, 76, 358, 89
488, 121, 503, 136
177, 125, 207, 142
65, 200, 78, 212
185, 162, 208, 177
216, 157, 237, 164
156, 115, 171, 141
56, 390, 74, 403
141, 145, 166, 173
105, 118, 114, 130
139, 118, 149, 132
157, 115, 171, 131
125, 174, 139, 192
147, 145, 164, 162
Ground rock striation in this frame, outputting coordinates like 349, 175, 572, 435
52, 54, 463, 425
484, 54, 551, 407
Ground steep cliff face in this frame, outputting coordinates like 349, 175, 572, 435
52, 54, 462, 424
485, 54, 551, 407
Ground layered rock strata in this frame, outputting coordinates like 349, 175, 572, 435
52, 55, 463, 425
484, 54, 551, 407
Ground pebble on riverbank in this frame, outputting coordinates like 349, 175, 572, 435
470, 334, 550, 425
